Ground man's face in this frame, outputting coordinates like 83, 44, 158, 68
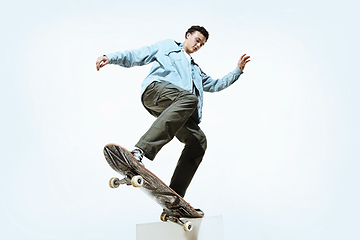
183, 31, 207, 54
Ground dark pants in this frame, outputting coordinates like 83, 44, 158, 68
135, 81, 207, 197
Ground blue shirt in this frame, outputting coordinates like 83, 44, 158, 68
106, 39, 243, 122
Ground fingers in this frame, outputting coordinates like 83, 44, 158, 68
238, 54, 251, 71
96, 61, 105, 71
241, 54, 251, 61
241, 55, 251, 63
241, 54, 250, 61
96, 55, 109, 71
96, 56, 102, 71
244, 58, 251, 64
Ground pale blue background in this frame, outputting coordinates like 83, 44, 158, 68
1, 0, 359, 239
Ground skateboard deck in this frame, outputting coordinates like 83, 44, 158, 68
103, 143, 203, 230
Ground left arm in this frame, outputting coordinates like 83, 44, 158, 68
202, 54, 251, 92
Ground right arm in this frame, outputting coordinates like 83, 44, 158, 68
96, 42, 161, 71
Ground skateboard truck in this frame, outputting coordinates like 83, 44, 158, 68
109, 176, 194, 232
160, 211, 193, 232
109, 174, 144, 188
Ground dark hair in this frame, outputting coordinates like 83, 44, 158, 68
185, 25, 209, 41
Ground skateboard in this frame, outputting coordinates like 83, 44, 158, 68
103, 143, 204, 232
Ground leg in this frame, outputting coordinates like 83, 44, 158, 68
169, 118, 207, 197
136, 81, 198, 160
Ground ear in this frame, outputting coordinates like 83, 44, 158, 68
186, 32, 191, 39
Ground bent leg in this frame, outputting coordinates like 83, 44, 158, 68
136, 81, 198, 160
169, 118, 207, 197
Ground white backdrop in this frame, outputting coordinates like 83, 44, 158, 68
1, 0, 359, 239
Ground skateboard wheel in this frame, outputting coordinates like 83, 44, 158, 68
131, 175, 143, 187
109, 177, 120, 188
183, 221, 193, 232
160, 211, 168, 222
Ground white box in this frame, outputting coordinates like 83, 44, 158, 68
136, 215, 223, 240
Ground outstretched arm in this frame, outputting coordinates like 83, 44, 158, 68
96, 55, 109, 71
202, 53, 251, 92
96, 40, 164, 71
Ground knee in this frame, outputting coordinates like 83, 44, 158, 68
179, 92, 198, 110
197, 132, 207, 152
195, 135, 207, 165
189, 132, 207, 155
181, 131, 207, 166
189, 94, 199, 106
190, 95, 199, 109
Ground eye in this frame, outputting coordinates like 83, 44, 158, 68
196, 38, 205, 46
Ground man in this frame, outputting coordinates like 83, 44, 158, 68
96, 25, 250, 199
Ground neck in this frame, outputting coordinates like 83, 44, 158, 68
182, 42, 191, 55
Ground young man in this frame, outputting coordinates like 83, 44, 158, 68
96, 26, 250, 199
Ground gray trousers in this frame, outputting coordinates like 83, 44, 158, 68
135, 81, 207, 197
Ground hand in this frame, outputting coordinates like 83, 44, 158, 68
96, 55, 109, 71
237, 54, 251, 71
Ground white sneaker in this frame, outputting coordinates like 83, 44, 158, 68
131, 148, 145, 167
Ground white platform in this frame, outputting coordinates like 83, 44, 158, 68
136, 215, 223, 240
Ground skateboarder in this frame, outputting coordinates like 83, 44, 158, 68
96, 25, 250, 199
